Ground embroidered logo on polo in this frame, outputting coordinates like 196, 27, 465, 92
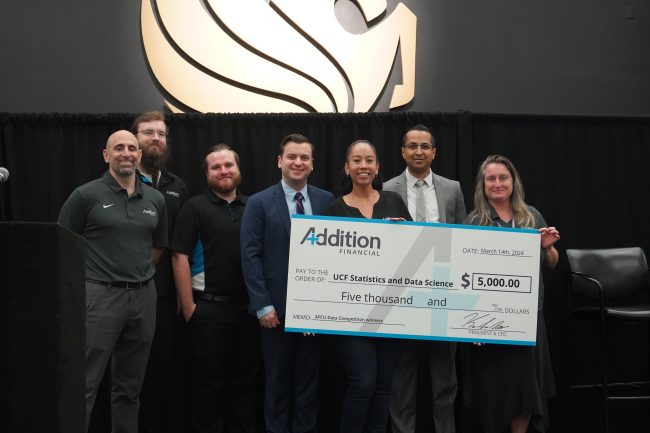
102, 204, 115, 209
166, 190, 180, 198
143, 209, 157, 217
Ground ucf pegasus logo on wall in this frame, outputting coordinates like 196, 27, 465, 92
141, 0, 416, 113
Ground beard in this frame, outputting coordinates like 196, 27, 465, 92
113, 160, 136, 178
140, 144, 170, 172
209, 172, 241, 195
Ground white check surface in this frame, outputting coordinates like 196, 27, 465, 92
285, 215, 541, 346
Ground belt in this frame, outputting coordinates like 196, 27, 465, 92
193, 291, 247, 303
87, 279, 151, 290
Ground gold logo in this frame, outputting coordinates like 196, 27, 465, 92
141, 0, 416, 113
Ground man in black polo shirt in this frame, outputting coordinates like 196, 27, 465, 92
132, 111, 188, 433
171, 144, 261, 433
58, 130, 168, 433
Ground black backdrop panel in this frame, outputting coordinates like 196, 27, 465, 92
464, 113, 650, 433
1, 112, 649, 433
0, 222, 85, 433
0, 112, 462, 221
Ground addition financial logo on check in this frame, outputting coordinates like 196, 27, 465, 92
300, 227, 381, 257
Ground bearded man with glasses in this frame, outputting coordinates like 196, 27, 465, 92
132, 111, 188, 433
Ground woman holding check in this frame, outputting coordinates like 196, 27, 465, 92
324, 139, 411, 433
463, 154, 559, 433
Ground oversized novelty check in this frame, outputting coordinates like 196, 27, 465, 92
285, 215, 541, 346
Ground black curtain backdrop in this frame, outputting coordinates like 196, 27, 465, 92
1, 111, 648, 433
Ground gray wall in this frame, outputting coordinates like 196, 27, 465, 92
1, 0, 648, 115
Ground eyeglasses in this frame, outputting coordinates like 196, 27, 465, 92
403, 143, 434, 151
138, 129, 168, 137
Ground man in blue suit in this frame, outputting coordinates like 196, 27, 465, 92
241, 133, 334, 433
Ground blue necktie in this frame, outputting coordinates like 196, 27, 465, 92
294, 192, 305, 215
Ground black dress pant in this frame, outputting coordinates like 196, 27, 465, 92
188, 299, 262, 433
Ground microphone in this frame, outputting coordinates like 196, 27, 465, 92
0, 167, 8, 183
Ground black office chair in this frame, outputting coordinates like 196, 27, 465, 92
566, 247, 650, 433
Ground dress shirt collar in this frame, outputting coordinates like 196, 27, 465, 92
405, 169, 434, 189
281, 179, 309, 201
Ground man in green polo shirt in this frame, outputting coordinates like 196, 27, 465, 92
58, 130, 168, 433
